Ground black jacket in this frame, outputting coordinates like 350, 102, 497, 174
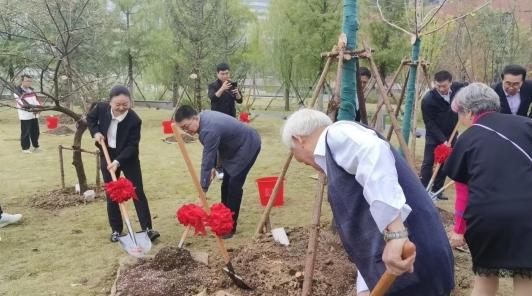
86, 102, 142, 165
493, 80, 532, 117
207, 79, 242, 117
421, 82, 468, 144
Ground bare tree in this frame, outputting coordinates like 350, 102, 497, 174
0, 0, 109, 193
375, 0, 489, 145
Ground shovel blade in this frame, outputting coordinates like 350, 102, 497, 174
118, 231, 152, 258
223, 264, 253, 290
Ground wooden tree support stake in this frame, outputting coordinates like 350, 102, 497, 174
364, 43, 416, 171
301, 173, 326, 296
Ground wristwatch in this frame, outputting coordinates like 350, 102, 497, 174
383, 228, 409, 242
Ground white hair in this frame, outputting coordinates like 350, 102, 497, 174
281, 108, 332, 148
452, 83, 500, 115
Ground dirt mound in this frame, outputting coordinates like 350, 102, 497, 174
114, 209, 477, 296
29, 186, 103, 210
162, 134, 197, 144
114, 226, 356, 296
116, 247, 217, 296
43, 125, 75, 136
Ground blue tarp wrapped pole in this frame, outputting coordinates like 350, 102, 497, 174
337, 0, 359, 121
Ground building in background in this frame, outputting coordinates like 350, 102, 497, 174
243, 0, 270, 20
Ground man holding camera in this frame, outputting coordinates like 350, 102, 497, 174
208, 62, 242, 118
208, 63, 243, 180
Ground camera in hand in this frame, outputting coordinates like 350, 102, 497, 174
230, 81, 238, 90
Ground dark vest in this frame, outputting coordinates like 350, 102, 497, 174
325, 122, 454, 295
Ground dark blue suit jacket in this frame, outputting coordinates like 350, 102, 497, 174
493, 80, 532, 117
198, 110, 261, 191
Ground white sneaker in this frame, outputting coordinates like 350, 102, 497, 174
32, 147, 43, 152
22, 149, 32, 154
0, 213, 22, 228
216, 171, 224, 180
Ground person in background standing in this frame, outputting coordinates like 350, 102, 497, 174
492, 64, 532, 117
14, 74, 42, 154
207, 63, 243, 180
420, 70, 467, 199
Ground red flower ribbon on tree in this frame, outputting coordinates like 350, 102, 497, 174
176, 204, 208, 236
434, 144, 453, 164
207, 203, 234, 237
105, 177, 137, 203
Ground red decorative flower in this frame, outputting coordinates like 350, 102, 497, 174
104, 178, 137, 203
176, 204, 208, 236
434, 144, 453, 164
239, 111, 250, 123
207, 203, 234, 237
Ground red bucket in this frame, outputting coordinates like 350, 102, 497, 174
46, 115, 58, 129
256, 177, 285, 207
162, 120, 173, 134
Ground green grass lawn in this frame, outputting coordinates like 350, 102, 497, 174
0, 101, 464, 296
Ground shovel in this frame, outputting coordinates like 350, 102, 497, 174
370, 241, 416, 296
172, 123, 253, 290
100, 140, 152, 258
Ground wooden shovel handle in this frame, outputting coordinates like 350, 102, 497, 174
427, 122, 460, 191
370, 241, 416, 296
99, 140, 117, 182
172, 123, 232, 264
99, 141, 132, 226
172, 124, 210, 211
178, 225, 191, 249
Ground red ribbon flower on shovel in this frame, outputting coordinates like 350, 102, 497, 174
434, 144, 453, 164
176, 204, 208, 236
105, 177, 138, 203
207, 203, 234, 237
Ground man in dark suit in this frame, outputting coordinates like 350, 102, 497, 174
492, 64, 532, 117
420, 71, 467, 199
87, 86, 159, 242
174, 106, 261, 239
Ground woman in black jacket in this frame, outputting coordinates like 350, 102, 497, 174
87, 86, 159, 242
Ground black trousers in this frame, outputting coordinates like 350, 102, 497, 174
420, 141, 446, 192
220, 148, 260, 230
100, 148, 153, 233
20, 118, 40, 150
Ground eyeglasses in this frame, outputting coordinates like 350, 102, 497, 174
504, 81, 522, 88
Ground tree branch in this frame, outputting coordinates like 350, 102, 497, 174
418, 0, 448, 32
421, 1, 490, 36
376, 0, 415, 37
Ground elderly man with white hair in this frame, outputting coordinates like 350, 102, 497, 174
445, 83, 532, 296
282, 109, 454, 295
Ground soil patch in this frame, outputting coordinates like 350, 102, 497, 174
43, 125, 75, 136
115, 226, 356, 296
114, 208, 476, 296
29, 186, 104, 210
162, 134, 197, 144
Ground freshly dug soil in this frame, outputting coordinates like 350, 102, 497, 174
162, 134, 197, 144
114, 208, 477, 296
115, 226, 356, 296
29, 186, 103, 210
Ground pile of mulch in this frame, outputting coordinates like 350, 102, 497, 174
43, 125, 75, 136
114, 226, 356, 296
29, 186, 103, 210
162, 133, 197, 144
114, 208, 477, 296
